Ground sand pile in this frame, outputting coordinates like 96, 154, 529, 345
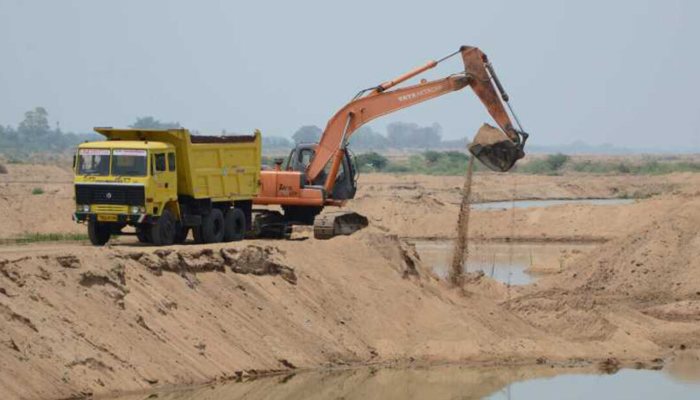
521, 197, 700, 303
507, 197, 700, 349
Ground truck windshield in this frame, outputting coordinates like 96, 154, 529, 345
77, 149, 110, 176
112, 149, 147, 176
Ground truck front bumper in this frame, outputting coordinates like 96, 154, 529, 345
73, 213, 153, 225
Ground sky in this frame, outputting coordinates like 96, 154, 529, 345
0, 0, 698, 149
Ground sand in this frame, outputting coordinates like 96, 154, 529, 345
1, 164, 700, 399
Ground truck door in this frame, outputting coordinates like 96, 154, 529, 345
151, 152, 177, 216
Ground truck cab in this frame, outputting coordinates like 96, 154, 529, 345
74, 141, 178, 242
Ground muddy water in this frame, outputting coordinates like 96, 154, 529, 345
108, 363, 700, 400
471, 198, 635, 210
487, 367, 700, 400
413, 241, 596, 285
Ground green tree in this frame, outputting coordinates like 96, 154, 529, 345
18, 107, 50, 140
130, 116, 181, 129
387, 122, 442, 148
292, 125, 322, 144
348, 126, 389, 150
262, 136, 293, 150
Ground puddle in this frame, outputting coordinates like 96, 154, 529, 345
412, 241, 596, 285
471, 198, 635, 211
488, 368, 700, 400
108, 363, 700, 400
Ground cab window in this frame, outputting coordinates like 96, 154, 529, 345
153, 153, 166, 174
77, 149, 110, 176
112, 149, 147, 176
298, 148, 314, 170
167, 152, 176, 171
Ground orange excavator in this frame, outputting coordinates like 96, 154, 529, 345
253, 45, 529, 239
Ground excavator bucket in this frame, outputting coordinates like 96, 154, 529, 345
468, 124, 525, 172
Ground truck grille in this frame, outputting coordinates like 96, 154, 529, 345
75, 184, 145, 206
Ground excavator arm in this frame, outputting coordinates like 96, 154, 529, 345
306, 45, 528, 192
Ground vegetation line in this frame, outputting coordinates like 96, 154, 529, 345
349, 151, 700, 176
0, 233, 89, 245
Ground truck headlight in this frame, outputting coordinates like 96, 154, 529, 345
130, 206, 146, 214
76, 204, 90, 212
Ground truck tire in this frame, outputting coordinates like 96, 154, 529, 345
224, 208, 246, 242
199, 208, 225, 243
192, 225, 203, 244
174, 224, 189, 244
88, 220, 111, 246
150, 209, 176, 246
136, 226, 151, 243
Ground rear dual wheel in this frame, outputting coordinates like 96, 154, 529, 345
136, 226, 151, 243
193, 208, 246, 244
224, 208, 246, 242
194, 208, 225, 244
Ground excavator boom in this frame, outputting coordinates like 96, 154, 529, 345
306, 45, 527, 185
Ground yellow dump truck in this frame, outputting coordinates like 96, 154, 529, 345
73, 128, 261, 246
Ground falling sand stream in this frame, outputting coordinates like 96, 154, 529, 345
450, 157, 474, 287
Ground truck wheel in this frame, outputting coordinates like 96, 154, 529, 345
136, 226, 151, 243
200, 208, 225, 243
88, 221, 111, 246
150, 209, 176, 246
192, 226, 203, 244
224, 208, 246, 242
174, 224, 189, 244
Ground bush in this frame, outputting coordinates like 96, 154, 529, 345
423, 150, 441, 164
519, 153, 570, 174
355, 152, 389, 172
546, 153, 570, 170
31, 187, 44, 195
354, 151, 476, 176
406, 151, 473, 175
384, 163, 412, 173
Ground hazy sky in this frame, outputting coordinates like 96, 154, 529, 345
1, 0, 698, 148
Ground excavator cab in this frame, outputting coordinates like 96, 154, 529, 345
285, 144, 358, 200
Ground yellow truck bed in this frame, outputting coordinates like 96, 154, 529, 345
94, 128, 261, 201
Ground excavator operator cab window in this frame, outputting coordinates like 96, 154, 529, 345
298, 148, 314, 170
286, 146, 315, 172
